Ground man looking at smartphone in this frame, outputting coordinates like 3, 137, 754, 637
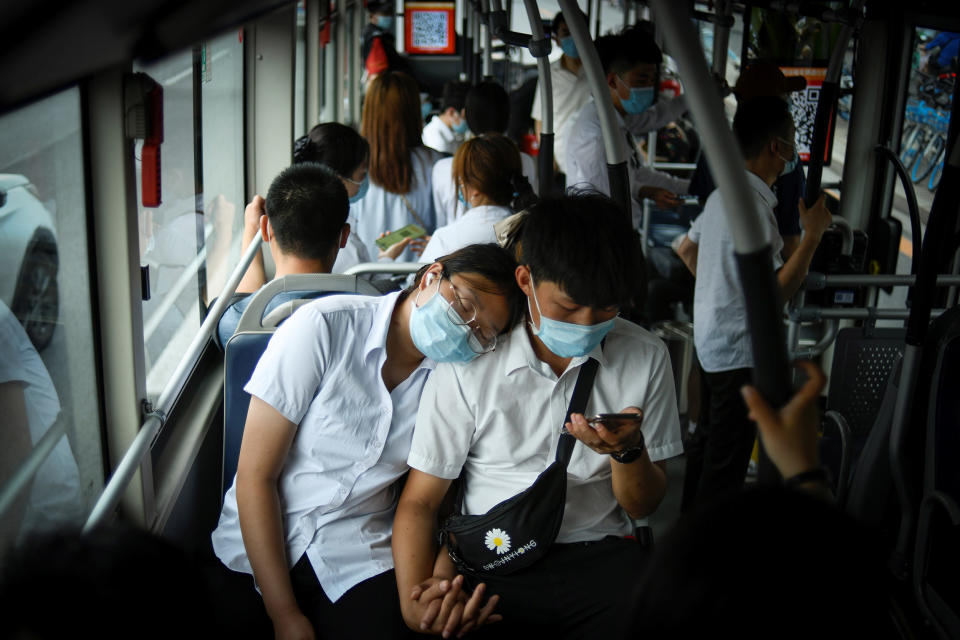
392, 192, 683, 638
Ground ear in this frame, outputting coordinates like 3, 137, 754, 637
606, 72, 619, 91
260, 215, 271, 242
419, 262, 443, 290
340, 223, 350, 249
515, 264, 533, 296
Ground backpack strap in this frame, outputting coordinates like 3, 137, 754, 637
556, 355, 601, 466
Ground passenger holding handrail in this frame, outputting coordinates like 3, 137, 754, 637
354, 72, 444, 262
393, 193, 683, 638
420, 134, 527, 263
565, 27, 690, 229
211, 244, 525, 639
677, 97, 832, 505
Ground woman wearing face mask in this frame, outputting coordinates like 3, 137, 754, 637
361, 0, 410, 80
293, 122, 373, 274
420, 134, 527, 263
212, 243, 525, 640
354, 71, 444, 262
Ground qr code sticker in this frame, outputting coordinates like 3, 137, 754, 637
790, 86, 820, 161
412, 11, 448, 49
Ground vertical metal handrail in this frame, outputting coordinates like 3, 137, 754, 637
520, 0, 554, 193
83, 234, 264, 532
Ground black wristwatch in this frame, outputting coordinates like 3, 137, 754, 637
610, 441, 646, 464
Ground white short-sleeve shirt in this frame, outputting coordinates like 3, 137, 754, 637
408, 319, 684, 543
422, 115, 462, 155
530, 58, 590, 174
419, 204, 510, 263
212, 292, 435, 602
689, 170, 785, 373
353, 147, 443, 261
565, 100, 691, 229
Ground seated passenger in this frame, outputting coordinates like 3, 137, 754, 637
422, 80, 470, 155
353, 71, 444, 261
211, 243, 525, 639
293, 122, 373, 274
432, 81, 538, 227
216, 164, 349, 349
676, 96, 832, 505
420, 134, 522, 264
565, 26, 690, 229
393, 193, 684, 639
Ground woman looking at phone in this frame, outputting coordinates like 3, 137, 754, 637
419, 134, 526, 264
353, 71, 443, 262
211, 243, 525, 640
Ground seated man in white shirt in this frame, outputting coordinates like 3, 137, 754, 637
566, 26, 690, 230
432, 81, 537, 228
393, 192, 684, 639
422, 80, 470, 155
216, 163, 349, 348
676, 96, 832, 505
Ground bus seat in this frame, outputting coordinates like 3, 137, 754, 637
913, 305, 960, 637
221, 274, 381, 502
822, 327, 905, 504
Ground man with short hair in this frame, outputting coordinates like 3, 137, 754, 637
393, 192, 683, 638
677, 96, 832, 504
422, 80, 471, 155
565, 26, 690, 229
216, 163, 350, 348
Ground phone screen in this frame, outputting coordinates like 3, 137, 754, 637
375, 223, 426, 250
587, 413, 643, 433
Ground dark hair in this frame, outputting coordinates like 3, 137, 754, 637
733, 96, 794, 160
0, 525, 215, 638
362, 71, 423, 193
265, 163, 349, 259
293, 122, 369, 177
596, 26, 662, 76
465, 81, 511, 135
551, 9, 587, 34
520, 191, 639, 309
407, 243, 525, 331
633, 487, 890, 637
452, 134, 522, 206
441, 80, 470, 112
366, 0, 392, 15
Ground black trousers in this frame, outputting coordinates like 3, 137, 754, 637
290, 556, 414, 640
464, 536, 648, 640
694, 366, 757, 504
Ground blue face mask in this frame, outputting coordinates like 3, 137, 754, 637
618, 78, 655, 115
457, 187, 470, 211
421, 100, 432, 121
559, 36, 579, 59
528, 276, 615, 358
452, 116, 469, 135
376, 15, 394, 30
778, 138, 799, 176
409, 276, 479, 363
348, 175, 369, 203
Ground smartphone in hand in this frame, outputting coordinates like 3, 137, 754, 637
586, 413, 643, 433
376, 224, 427, 250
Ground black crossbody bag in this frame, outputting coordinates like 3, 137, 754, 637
439, 357, 599, 577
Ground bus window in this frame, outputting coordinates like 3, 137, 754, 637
135, 34, 246, 404
0, 88, 102, 556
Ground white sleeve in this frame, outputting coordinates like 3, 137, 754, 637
687, 214, 702, 244
408, 363, 475, 479
244, 306, 330, 425
566, 126, 610, 196
636, 341, 684, 462
530, 79, 543, 121
634, 166, 691, 196
431, 161, 448, 229
521, 153, 539, 195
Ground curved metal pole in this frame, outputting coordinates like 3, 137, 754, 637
651, 0, 791, 409
521, 0, 554, 194
876, 145, 923, 275
710, 0, 732, 79
558, 0, 631, 216
481, 0, 493, 79
472, 1, 481, 82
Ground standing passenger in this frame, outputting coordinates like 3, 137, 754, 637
212, 243, 525, 640
422, 81, 470, 155
362, 0, 408, 80
676, 97, 832, 504
354, 72, 444, 261
420, 134, 522, 263
565, 27, 689, 229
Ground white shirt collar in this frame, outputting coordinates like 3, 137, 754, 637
362, 291, 436, 372
745, 170, 779, 211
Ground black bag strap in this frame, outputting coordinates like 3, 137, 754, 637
556, 355, 601, 466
